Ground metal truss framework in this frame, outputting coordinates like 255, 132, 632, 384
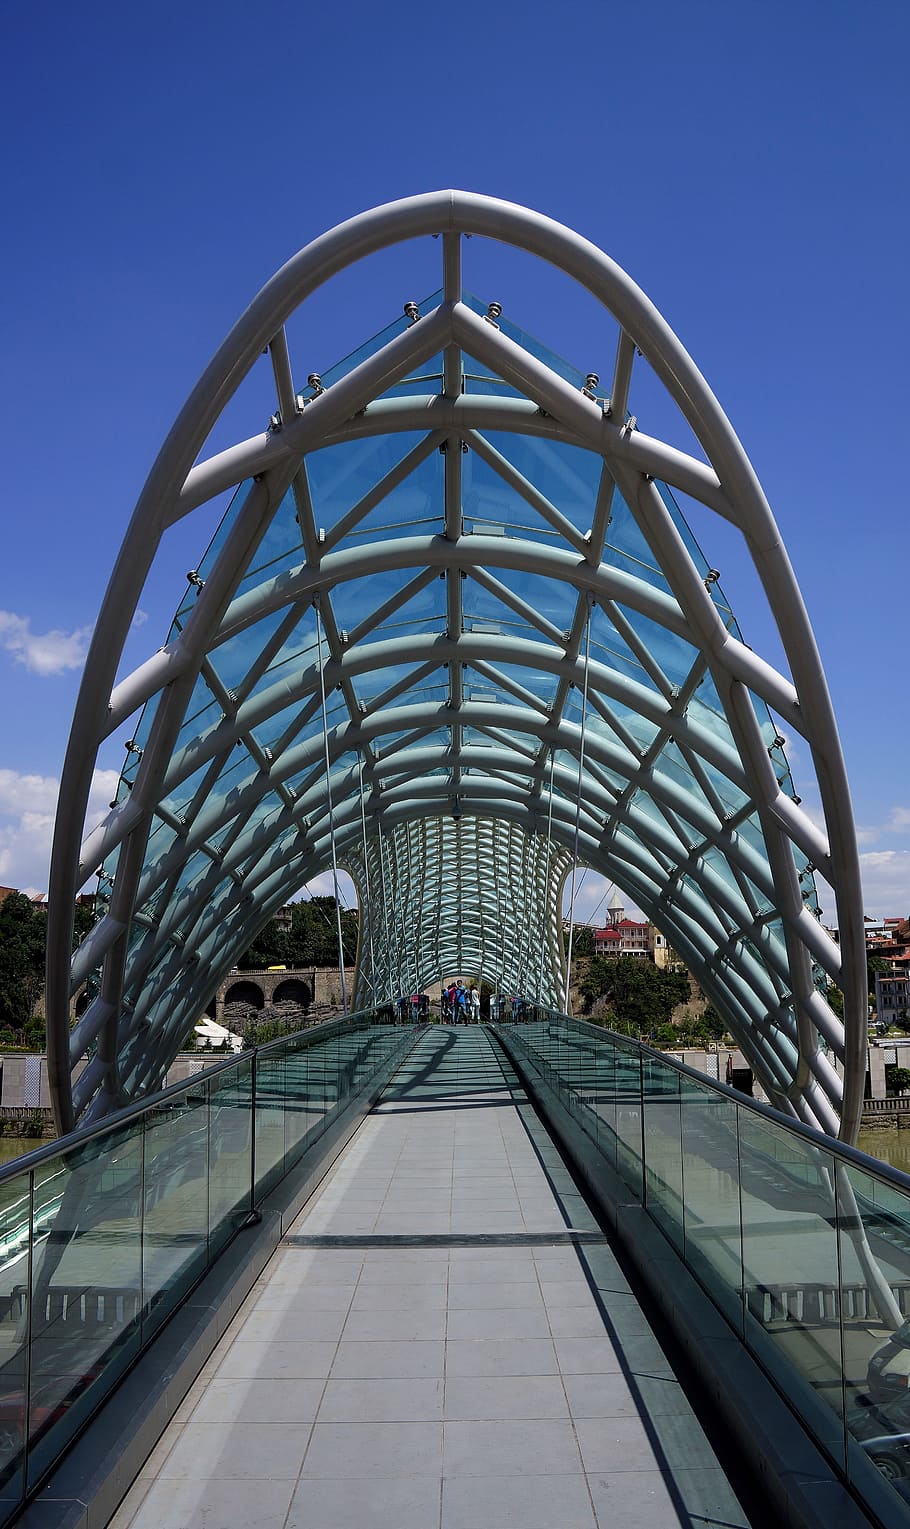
46, 192, 867, 1141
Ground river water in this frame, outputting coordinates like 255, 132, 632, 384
0, 1137, 46, 1170
856, 1128, 910, 1178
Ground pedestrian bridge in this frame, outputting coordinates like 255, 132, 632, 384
2, 1013, 910, 1528
19, 192, 897, 1524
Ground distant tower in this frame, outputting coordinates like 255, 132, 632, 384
608, 891, 625, 927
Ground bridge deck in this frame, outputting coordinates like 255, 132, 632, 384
109, 1028, 748, 1529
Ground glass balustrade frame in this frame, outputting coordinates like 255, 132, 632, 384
499, 1007, 910, 1522
0, 1009, 413, 1520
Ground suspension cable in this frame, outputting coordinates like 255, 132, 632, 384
315, 598, 348, 1014
563, 599, 592, 1014
541, 750, 555, 1005
377, 825, 394, 1001
356, 752, 376, 1005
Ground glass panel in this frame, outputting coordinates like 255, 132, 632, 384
27, 1122, 143, 1488
254, 1047, 287, 1199
738, 1111, 845, 1468
680, 1073, 744, 1335
284, 1035, 314, 1168
142, 1089, 209, 1341
613, 1039, 644, 1201
839, 1159, 910, 1514
591, 1032, 618, 1171
642, 1055, 683, 1251
207, 1060, 253, 1259
0, 1169, 30, 1513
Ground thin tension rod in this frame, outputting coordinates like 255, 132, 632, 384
356, 752, 377, 1005
563, 597, 593, 1014
315, 598, 348, 1014
541, 750, 556, 1006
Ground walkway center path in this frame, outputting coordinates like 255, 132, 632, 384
110, 1027, 749, 1529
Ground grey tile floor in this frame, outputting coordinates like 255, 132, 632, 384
109, 1028, 749, 1528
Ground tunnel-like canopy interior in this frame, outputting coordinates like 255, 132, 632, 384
47, 192, 866, 1141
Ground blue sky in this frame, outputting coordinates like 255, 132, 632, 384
0, 0, 907, 921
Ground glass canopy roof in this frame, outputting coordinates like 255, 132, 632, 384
46, 193, 863, 1142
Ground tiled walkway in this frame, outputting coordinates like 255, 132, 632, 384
109, 1028, 749, 1528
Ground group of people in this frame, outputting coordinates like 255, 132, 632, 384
442, 980, 481, 1023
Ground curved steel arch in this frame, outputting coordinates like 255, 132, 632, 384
47, 191, 866, 1139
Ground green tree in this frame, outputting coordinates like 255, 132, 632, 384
572, 925, 593, 959
0, 893, 46, 1036
72, 900, 95, 950
579, 955, 689, 1034
239, 898, 358, 971
826, 983, 845, 1020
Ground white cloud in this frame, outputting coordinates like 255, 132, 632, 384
0, 611, 92, 676
859, 851, 910, 919
294, 870, 357, 905
0, 767, 119, 894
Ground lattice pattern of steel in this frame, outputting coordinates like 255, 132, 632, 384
46, 192, 866, 1139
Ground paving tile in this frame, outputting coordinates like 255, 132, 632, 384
238, 1306, 348, 1342
443, 1418, 584, 1476
546, 1304, 610, 1340
158, 1421, 309, 1480
318, 1376, 443, 1422
553, 1336, 624, 1375
287, 1476, 442, 1529
586, 1469, 678, 1528
115, 1476, 296, 1529
330, 1339, 446, 1379
574, 1414, 662, 1473
538, 1277, 595, 1306
444, 1373, 570, 1421
617, 1334, 677, 1380
215, 1339, 337, 1379
444, 1337, 558, 1377
449, 1214, 527, 1233
189, 1376, 324, 1425
301, 1419, 443, 1477
447, 1306, 552, 1340
447, 1256, 537, 1282
563, 1372, 646, 1419
442, 1471, 597, 1529
448, 1279, 544, 1309
343, 1307, 447, 1341
253, 1281, 356, 1311
269, 1254, 364, 1284
352, 1280, 448, 1311
372, 1215, 453, 1234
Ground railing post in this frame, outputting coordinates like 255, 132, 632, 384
249, 1046, 258, 1214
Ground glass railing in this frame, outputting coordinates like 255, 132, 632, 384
0, 1009, 414, 1520
499, 1009, 910, 1523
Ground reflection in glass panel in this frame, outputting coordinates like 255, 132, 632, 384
142, 1090, 209, 1341
254, 1049, 287, 1199
642, 1055, 683, 1252
738, 1112, 845, 1468
0, 1168, 30, 1511
839, 1160, 910, 1511
679, 1074, 744, 1334
208, 1061, 253, 1258
27, 1123, 143, 1488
